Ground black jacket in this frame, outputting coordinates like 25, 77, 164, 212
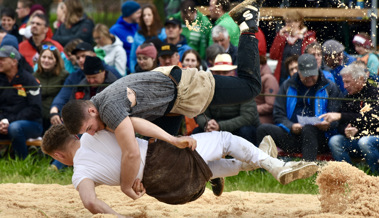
52, 14, 95, 47
0, 66, 42, 123
338, 82, 379, 137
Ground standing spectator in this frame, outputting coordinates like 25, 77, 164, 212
157, 42, 181, 67
163, 18, 191, 59
208, 0, 239, 47
168, 0, 212, 59
257, 54, 342, 161
256, 55, 279, 124
110, 0, 141, 69
0, 45, 42, 159
135, 42, 158, 72
71, 56, 118, 100
270, 10, 316, 85
320, 63, 379, 174
352, 33, 379, 76
182, 49, 202, 70
195, 53, 260, 144
129, 4, 166, 73
322, 39, 356, 94
0, 8, 22, 43
304, 42, 335, 83
16, 0, 34, 26
93, 24, 127, 76
19, 13, 64, 68
33, 43, 68, 132
49, 42, 121, 126
52, 0, 95, 47
211, 25, 237, 65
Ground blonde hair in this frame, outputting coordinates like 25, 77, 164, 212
93, 23, 113, 40
64, 0, 84, 27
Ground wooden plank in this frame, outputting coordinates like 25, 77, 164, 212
197, 6, 378, 20
0, 139, 42, 147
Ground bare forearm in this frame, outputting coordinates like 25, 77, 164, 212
120, 152, 140, 199
130, 117, 176, 144
85, 198, 121, 216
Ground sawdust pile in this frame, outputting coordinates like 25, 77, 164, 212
316, 161, 379, 217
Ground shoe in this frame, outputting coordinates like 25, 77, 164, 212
260, 158, 319, 185
210, 177, 225, 196
258, 135, 278, 158
229, 0, 264, 33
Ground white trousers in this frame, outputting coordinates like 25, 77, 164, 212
191, 131, 270, 179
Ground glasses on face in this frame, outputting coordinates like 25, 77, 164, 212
42, 45, 57, 51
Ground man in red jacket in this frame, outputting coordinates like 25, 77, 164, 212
19, 13, 64, 67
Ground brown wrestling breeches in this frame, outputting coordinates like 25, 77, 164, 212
142, 139, 213, 204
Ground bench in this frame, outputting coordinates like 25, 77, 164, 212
277, 148, 334, 161
0, 137, 42, 147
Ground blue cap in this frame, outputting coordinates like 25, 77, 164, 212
122, 1, 141, 18
0, 34, 19, 50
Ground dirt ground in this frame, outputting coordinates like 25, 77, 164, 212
0, 162, 377, 218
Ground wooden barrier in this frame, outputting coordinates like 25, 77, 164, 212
0, 138, 42, 147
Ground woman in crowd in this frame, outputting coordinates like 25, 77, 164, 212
181, 49, 204, 70
270, 10, 316, 85
53, 2, 67, 30
33, 43, 68, 132
135, 42, 157, 72
352, 32, 379, 76
0, 8, 22, 42
53, 0, 94, 46
129, 4, 166, 72
93, 24, 127, 76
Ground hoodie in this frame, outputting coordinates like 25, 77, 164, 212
95, 36, 127, 76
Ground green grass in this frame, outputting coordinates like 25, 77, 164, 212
0, 153, 72, 185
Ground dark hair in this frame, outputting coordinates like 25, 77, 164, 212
284, 55, 299, 72
36, 42, 64, 76
64, 38, 83, 55
139, 4, 162, 37
62, 100, 93, 134
206, 43, 224, 64
181, 0, 197, 13
1, 7, 16, 20
182, 49, 201, 70
31, 13, 49, 27
216, 0, 231, 12
42, 124, 75, 155
18, 0, 35, 9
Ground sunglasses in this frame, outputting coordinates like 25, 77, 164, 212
42, 45, 57, 51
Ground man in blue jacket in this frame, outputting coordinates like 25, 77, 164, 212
110, 0, 141, 70
256, 54, 343, 161
50, 42, 121, 125
0, 46, 43, 159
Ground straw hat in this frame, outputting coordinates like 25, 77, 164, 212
209, 54, 237, 71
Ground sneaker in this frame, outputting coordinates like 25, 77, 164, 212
258, 135, 278, 158
210, 177, 225, 196
229, 0, 264, 33
273, 161, 319, 185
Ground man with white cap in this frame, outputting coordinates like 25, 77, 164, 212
257, 53, 342, 161
0, 45, 43, 159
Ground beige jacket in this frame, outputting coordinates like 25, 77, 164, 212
153, 66, 215, 118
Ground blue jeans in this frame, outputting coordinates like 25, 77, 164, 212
329, 134, 379, 173
0, 120, 43, 159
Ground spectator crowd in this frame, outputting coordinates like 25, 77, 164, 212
0, 0, 379, 175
